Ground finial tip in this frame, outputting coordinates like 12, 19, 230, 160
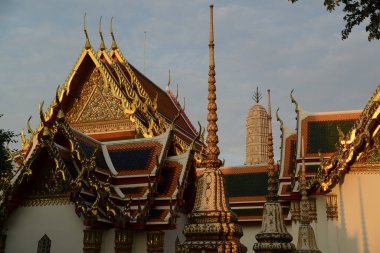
99, 16, 105, 51
110, 17, 118, 50
84, 13, 91, 49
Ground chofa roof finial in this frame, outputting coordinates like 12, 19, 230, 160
110, 17, 118, 50
165, 69, 171, 92
99, 16, 106, 51
84, 13, 91, 49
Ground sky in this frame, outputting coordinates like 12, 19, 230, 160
0, 0, 379, 165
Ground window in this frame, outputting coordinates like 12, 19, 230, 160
37, 234, 51, 253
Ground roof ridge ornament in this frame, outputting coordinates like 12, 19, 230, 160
55, 86, 65, 120
253, 86, 262, 104
276, 107, 284, 132
27, 116, 34, 135
165, 69, 171, 92
290, 89, 299, 113
99, 16, 106, 51
110, 17, 118, 50
84, 13, 91, 50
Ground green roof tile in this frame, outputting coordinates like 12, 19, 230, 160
224, 173, 268, 197
307, 120, 355, 153
306, 165, 319, 173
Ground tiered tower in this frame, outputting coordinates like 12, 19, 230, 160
246, 87, 269, 165
296, 139, 321, 253
253, 90, 295, 253
178, 3, 246, 253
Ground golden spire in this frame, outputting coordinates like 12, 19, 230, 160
84, 13, 91, 49
179, 4, 246, 252
254, 89, 295, 253
99, 16, 106, 51
203, 2, 221, 168
296, 137, 321, 252
110, 17, 118, 50
266, 89, 278, 201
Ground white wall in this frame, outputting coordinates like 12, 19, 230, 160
5, 203, 83, 253
239, 225, 261, 253
101, 228, 115, 253
308, 173, 380, 253
132, 230, 147, 253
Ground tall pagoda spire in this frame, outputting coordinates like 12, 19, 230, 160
178, 3, 246, 253
266, 90, 277, 202
253, 90, 295, 253
295, 138, 321, 253
204, 0, 222, 168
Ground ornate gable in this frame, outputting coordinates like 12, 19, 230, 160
313, 86, 380, 191
65, 68, 134, 135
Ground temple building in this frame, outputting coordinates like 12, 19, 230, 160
0, 17, 202, 253
1, 3, 380, 253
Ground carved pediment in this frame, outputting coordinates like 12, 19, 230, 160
65, 68, 134, 134
356, 131, 380, 164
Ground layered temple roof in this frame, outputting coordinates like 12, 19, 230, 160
0, 21, 202, 230
277, 91, 362, 196
312, 86, 380, 191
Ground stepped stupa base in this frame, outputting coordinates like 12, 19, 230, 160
295, 224, 321, 253
253, 202, 295, 253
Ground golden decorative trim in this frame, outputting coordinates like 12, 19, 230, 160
314, 86, 380, 191
147, 231, 164, 253
349, 166, 380, 174
21, 195, 71, 207
326, 194, 338, 220
71, 120, 135, 134
290, 200, 300, 223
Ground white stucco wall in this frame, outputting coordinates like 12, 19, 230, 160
5, 203, 84, 253
239, 225, 260, 253
298, 173, 380, 253
164, 213, 187, 253
101, 228, 115, 253
132, 230, 147, 253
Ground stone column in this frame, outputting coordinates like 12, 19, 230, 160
83, 228, 103, 253
146, 231, 164, 253
115, 229, 133, 253
0, 234, 6, 253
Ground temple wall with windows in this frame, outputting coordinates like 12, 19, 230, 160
5, 204, 83, 253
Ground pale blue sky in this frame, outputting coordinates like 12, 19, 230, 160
1, 0, 379, 165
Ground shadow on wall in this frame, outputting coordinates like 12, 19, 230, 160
338, 180, 359, 253
358, 177, 370, 253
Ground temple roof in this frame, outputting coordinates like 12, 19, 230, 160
22, 27, 198, 152
217, 165, 291, 224
313, 86, 380, 192
8, 113, 196, 229
2, 27, 203, 230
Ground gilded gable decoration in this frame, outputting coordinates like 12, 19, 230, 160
313, 86, 380, 191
